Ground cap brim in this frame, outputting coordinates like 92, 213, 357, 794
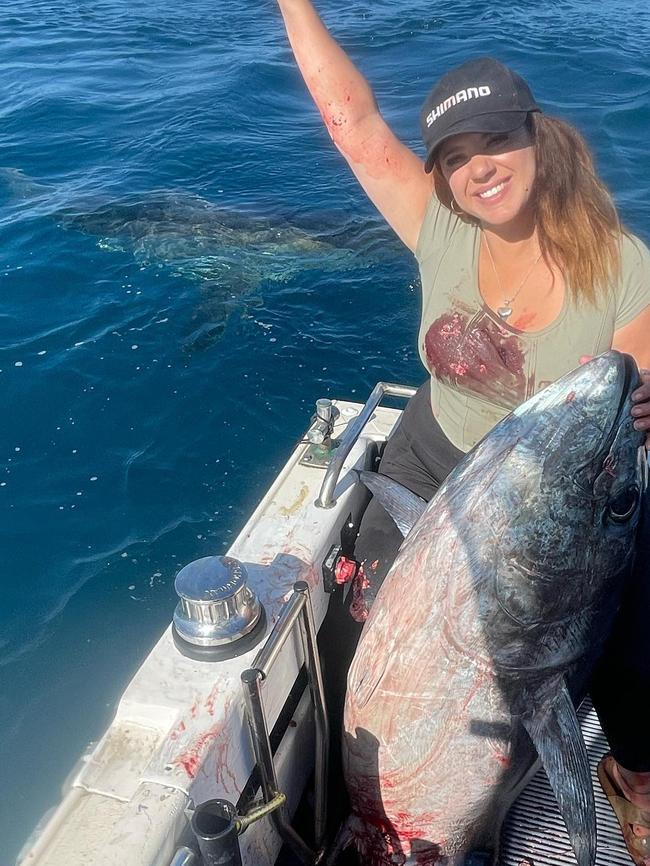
424, 111, 531, 173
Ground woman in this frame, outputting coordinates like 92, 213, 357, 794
273, 1, 650, 862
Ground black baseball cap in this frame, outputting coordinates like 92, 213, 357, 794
420, 57, 540, 172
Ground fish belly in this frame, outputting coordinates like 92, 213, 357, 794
343, 520, 521, 864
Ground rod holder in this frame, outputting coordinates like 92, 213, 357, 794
191, 799, 242, 866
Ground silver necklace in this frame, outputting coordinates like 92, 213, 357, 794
482, 233, 543, 320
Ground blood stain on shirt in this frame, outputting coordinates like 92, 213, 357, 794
424, 310, 527, 406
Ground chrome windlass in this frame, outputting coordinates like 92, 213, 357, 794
172, 556, 266, 661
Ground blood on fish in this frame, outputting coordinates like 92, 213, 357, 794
495, 751, 511, 768
565, 390, 576, 403
390, 811, 444, 843
352, 811, 445, 864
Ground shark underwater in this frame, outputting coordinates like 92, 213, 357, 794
0, 168, 402, 349
60, 194, 394, 284
342, 351, 647, 866
61, 194, 403, 350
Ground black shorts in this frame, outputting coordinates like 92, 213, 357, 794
352, 381, 463, 609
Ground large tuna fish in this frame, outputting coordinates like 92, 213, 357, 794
343, 351, 647, 866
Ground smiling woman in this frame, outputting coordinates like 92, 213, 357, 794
274, 1, 650, 864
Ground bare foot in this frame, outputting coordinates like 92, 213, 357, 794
613, 761, 650, 855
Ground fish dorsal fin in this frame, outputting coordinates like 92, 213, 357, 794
356, 470, 427, 537
521, 681, 596, 866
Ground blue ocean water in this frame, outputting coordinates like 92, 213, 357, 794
0, 0, 648, 860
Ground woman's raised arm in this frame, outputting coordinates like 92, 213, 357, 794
275, 0, 433, 252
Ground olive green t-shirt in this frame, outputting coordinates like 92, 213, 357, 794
415, 195, 650, 452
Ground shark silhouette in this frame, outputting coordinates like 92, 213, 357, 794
1, 168, 404, 349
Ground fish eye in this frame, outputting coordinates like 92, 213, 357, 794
607, 487, 639, 523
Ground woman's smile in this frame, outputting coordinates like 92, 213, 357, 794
476, 179, 509, 200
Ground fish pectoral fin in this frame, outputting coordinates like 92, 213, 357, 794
356, 470, 427, 537
521, 681, 596, 866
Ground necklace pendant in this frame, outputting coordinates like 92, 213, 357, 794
497, 305, 513, 320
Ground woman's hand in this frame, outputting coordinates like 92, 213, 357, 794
631, 369, 650, 450
611, 306, 650, 448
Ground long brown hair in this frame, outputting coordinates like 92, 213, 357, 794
432, 114, 621, 304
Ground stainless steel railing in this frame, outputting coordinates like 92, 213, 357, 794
315, 382, 416, 509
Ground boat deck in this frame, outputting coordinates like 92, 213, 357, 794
501, 699, 629, 866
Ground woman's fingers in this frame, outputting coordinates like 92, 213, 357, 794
629, 374, 650, 450
631, 371, 650, 407
632, 406, 650, 425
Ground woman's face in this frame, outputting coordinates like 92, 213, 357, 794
437, 126, 536, 228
